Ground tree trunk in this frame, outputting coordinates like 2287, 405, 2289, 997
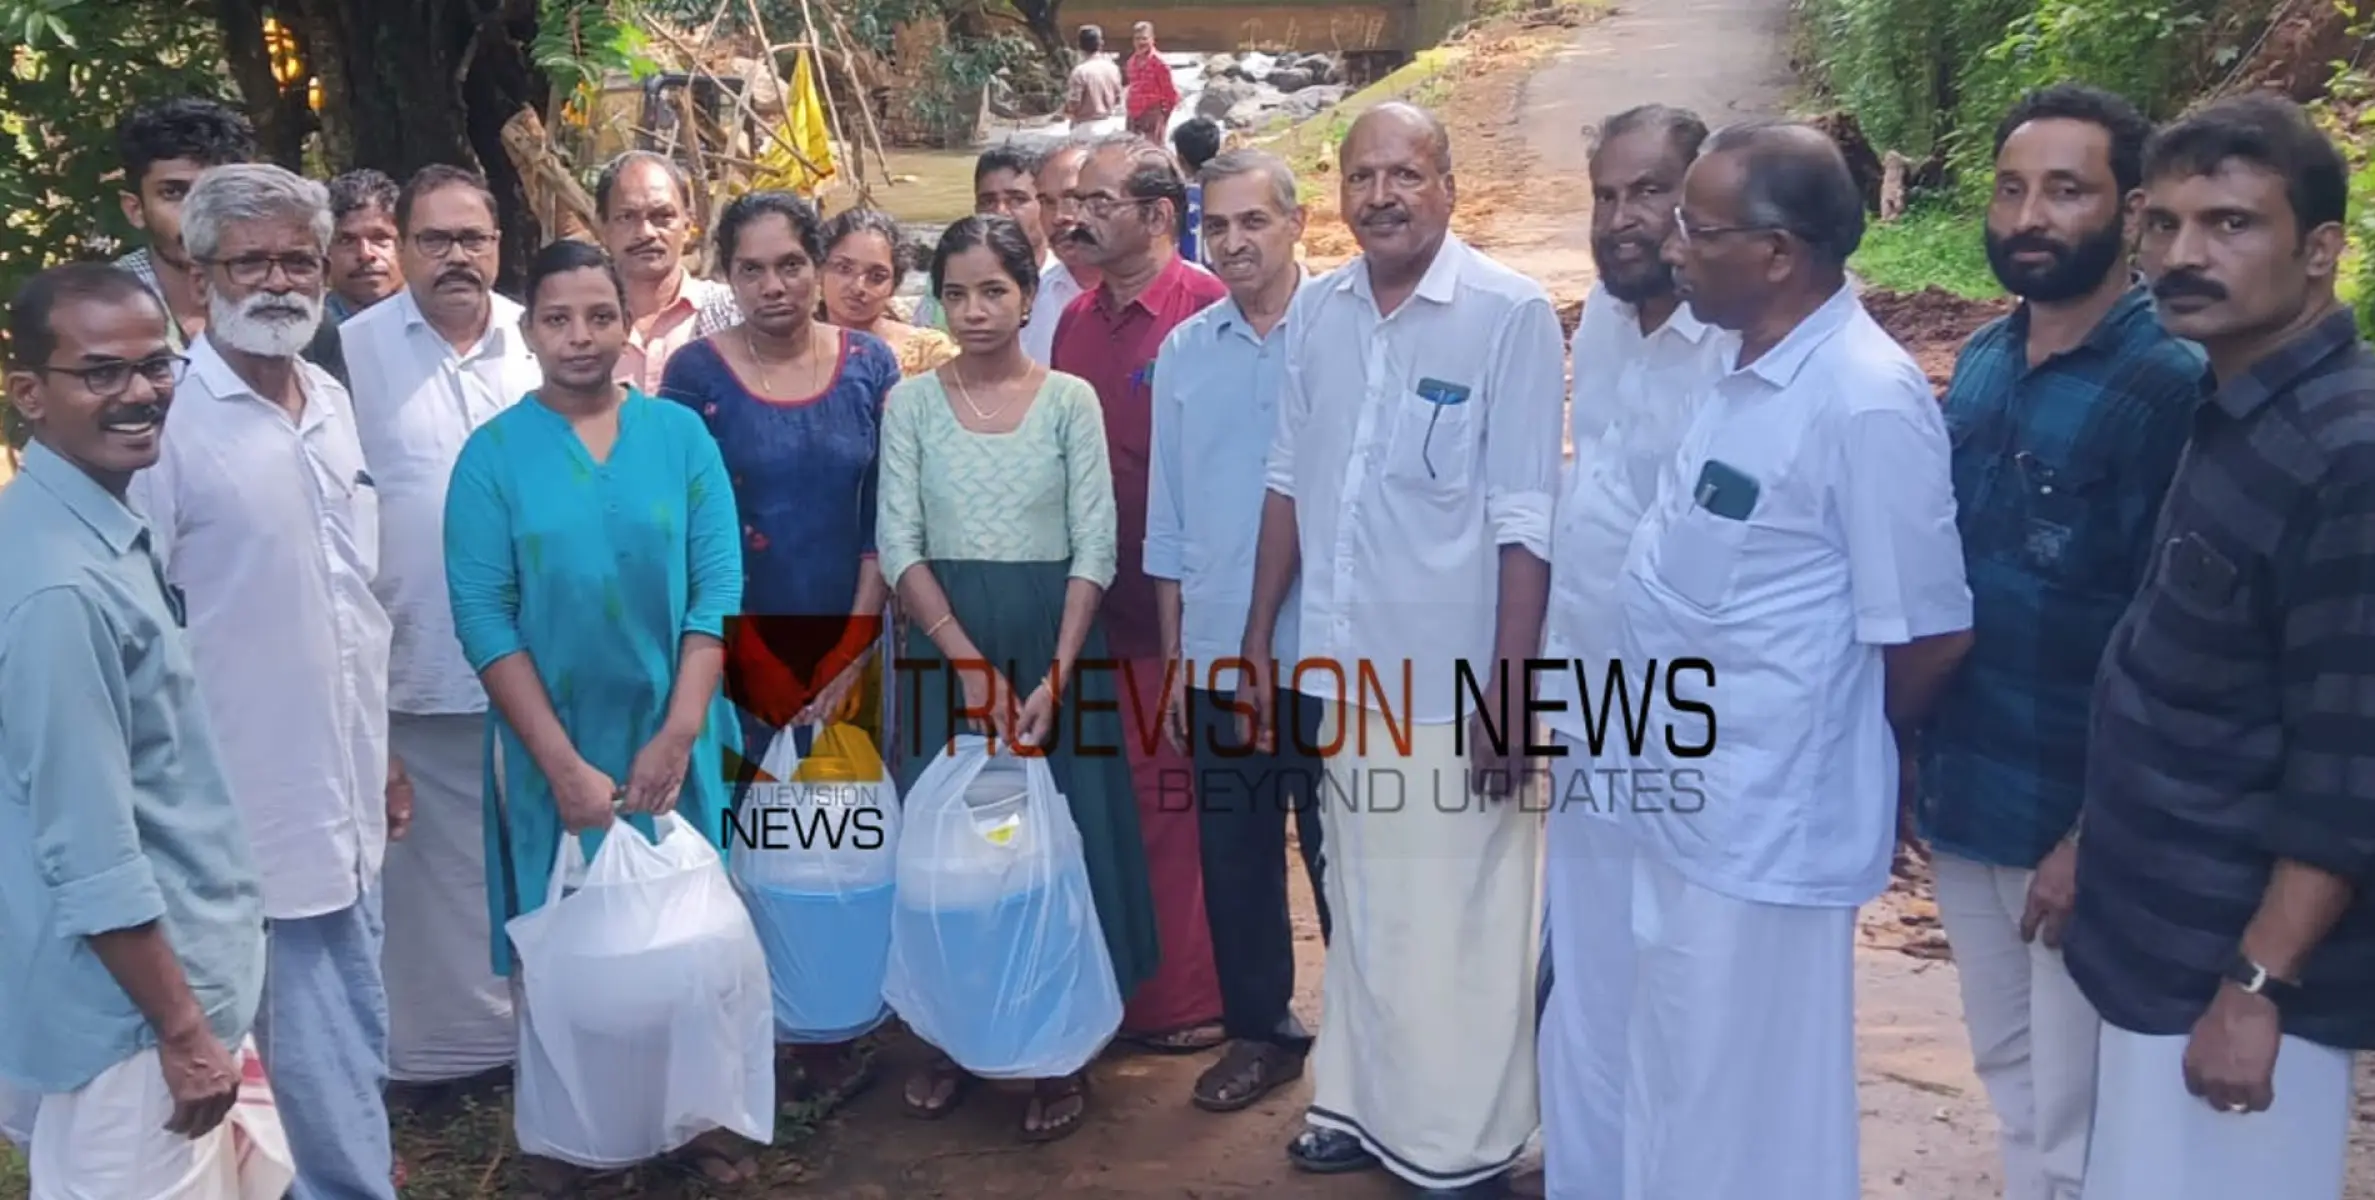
217, 0, 316, 168
244, 0, 553, 291
1009, 0, 1066, 61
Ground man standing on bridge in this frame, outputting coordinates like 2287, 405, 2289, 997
1241, 102, 1560, 1197
1613, 120, 1971, 1198
1535, 102, 1732, 1199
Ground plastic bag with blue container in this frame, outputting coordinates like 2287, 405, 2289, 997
730, 723, 902, 1043
881, 735, 1121, 1079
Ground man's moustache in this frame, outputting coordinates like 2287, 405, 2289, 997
2154, 271, 2227, 301
437, 268, 483, 287
1997, 233, 2067, 261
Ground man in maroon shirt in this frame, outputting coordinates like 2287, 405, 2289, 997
1052, 133, 1229, 1053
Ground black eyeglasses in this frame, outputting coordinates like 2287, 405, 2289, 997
38, 354, 189, 398
412, 230, 500, 257
205, 252, 325, 287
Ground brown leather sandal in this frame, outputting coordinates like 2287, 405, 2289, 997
1019, 1071, 1090, 1143
900, 1051, 974, 1119
1191, 1039, 1304, 1112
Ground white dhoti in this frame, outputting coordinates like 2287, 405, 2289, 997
2082, 1023, 2353, 1200
29, 1038, 294, 1200
1537, 732, 1637, 1199
1538, 738, 1860, 1200
384, 712, 515, 1083
1305, 704, 1540, 1189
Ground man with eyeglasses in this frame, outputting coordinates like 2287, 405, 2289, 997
1051, 132, 1230, 1074
596, 151, 737, 392
1607, 120, 1972, 1198
128, 162, 400, 1200
340, 163, 539, 1110
304, 169, 407, 388
0, 262, 271, 1196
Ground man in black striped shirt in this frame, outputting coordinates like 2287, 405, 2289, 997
2065, 93, 2375, 1200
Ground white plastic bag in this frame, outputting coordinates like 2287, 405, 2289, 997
880, 736, 1121, 1079
505, 813, 774, 1169
731, 724, 902, 1042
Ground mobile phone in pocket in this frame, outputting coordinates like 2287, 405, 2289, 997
1692, 458, 1760, 522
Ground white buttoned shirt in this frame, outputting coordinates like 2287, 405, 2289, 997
340, 288, 541, 715
1543, 284, 1735, 744
131, 335, 395, 920
1614, 285, 1972, 908
1265, 236, 1566, 725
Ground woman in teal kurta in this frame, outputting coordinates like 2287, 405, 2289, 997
441, 243, 744, 980
443, 242, 752, 1191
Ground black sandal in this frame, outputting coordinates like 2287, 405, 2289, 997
900, 1051, 974, 1119
1019, 1071, 1090, 1143
1191, 1040, 1304, 1112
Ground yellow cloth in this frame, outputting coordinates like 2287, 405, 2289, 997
754, 48, 838, 196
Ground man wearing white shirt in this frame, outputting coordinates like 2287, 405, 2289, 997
1535, 103, 1733, 1199
1146, 148, 1328, 1114
1609, 120, 1973, 1199
131, 164, 398, 1200
340, 163, 541, 1103
1241, 103, 1562, 1197
910, 142, 1094, 366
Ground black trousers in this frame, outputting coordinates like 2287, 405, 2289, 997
1189, 687, 1329, 1050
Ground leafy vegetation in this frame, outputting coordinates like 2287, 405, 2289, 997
1849, 199, 2006, 299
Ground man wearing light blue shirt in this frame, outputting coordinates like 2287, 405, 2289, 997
1145, 148, 1327, 1115
0, 263, 268, 1194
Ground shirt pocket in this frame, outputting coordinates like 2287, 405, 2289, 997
2010, 441, 2120, 591
1650, 501, 1750, 613
1382, 387, 1479, 494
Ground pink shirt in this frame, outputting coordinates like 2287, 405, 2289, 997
616, 271, 738, 393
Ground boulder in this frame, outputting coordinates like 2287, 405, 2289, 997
1235, 50, 1278, 82
1197, 79, 1258, 120
1282, 85, 1346, 120
1203, 53, 1237, 76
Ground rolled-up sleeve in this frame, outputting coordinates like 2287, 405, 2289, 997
1839, 386, 1974, 646
2, 589, 168, 938
2265, 471, 2375, 877
1143, 327, 1190, 581
683, 421, 743, 640
1060, 378, 1119, 588
442, 429, 523, 671
875, 379, 928, 590
1482, 295, 1566, 559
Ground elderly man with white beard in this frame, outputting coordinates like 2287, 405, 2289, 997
130, 162, 401, 1200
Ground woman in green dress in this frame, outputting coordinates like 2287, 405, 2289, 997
876, 214, 1160, 1142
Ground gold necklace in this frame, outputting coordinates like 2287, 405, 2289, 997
948, 364, 1012, 424
746, 326, 812, 394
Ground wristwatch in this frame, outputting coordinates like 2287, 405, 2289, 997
2223, 953, 2304, 1007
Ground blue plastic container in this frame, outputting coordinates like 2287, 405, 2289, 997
742, 880, 896, 1043
889, 885, 1079, 1070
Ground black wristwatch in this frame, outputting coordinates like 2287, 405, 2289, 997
2223, 953, 2304, 1008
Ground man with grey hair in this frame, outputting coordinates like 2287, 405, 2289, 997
1601, 119, 1972, 1196
596, 150, 737, 391
1242, 101, 1560, 1195
1537, 102, 1733, 1199
1144, 147, 1327, 1115
130, 162, 401, 1200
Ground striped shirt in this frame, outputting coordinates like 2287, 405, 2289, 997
1918, 286, 2203, 868
2064, 307, 2375, 1050
115, 248, 185, 353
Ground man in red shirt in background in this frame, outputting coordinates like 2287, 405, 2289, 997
1124, 22, 1180, 142
1052, 133, 1229, 1055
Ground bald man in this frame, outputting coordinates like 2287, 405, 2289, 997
1610, 120, 1971, 1197
1240, 102, 1558, 1196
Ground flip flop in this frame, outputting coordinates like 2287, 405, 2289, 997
1126, 1022, 1226, 1054
1019, 1072, 1090, 1143
901, 1052, 975, 1120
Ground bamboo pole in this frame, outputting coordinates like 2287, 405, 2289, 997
808, 0, 897, 185
639, 16, 836, 183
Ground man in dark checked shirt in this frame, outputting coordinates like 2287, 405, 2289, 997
1916, 84, 2204, 1200
2064, 93, 2375, 1200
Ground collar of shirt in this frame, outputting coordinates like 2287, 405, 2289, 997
1212, 271, 1313, 342
21, 439, 145, 555
1092, 253, 1199, 320
1335, 233, 1467, 313
2209, 306, 2361, 421
1725, 280, 1860, 390
1999, 278, 2157, 362
395, 284, 522, 364
186, 333, 336, 435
